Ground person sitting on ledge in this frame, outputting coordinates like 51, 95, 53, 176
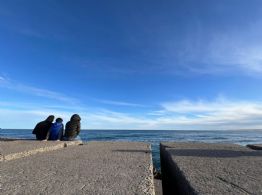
63, 114, 81, 141
48, 117, 64, 141
32, 115, 54, 140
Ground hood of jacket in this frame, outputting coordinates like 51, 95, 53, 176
45, 115, 55, 123
52, 122, 63, 129
70, 114, 81, 121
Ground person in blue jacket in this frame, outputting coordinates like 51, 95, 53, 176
48, 118, 64, 141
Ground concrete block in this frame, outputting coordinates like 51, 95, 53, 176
160, 142, 262, 195
0, 141, 155, 195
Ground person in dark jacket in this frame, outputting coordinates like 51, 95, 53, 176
64, 114, 81, 141
32, 115, 54, 140
48, 118, 64, 141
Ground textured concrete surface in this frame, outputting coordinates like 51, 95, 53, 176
246, 144, 262, 150
154, 179, 163, 195
0, 141, 155, 195
0, 140, 81, 161
160, 142, 262, 195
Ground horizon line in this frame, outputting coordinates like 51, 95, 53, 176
1, 128, 262, 131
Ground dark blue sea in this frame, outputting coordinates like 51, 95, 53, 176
1, 129, 262, 169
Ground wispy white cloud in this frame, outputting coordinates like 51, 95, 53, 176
147, 110, 167, 116
157, 97, 262, 129
0, 76, 5, 82
0, 107, 74, 129
1, 80, 262, 130
2, 97, 262, 130
95, 99, 146, 107
0, 105, 150, 129
0, 75, 78, 104
162, 97, 239, 113
70, 16, 262, 77
175, 19, 262, 75
13, 84, 78, 104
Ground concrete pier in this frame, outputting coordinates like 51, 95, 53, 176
0, 141, 155, 195
160, 142, 262, 195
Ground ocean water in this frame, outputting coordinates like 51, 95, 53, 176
1, 129, 262, 169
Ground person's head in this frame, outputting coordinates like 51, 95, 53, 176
70, 114, 81, 121
45, 115, 55, 122
56, 118, 63, 123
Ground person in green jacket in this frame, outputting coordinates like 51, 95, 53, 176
64, 114, 81, 141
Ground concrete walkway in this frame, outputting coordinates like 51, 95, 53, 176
160, 142, 262, 195
0, 141, 155, 195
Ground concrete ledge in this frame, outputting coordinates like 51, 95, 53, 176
0, 140, 82, 162
160, 142, 262, 195
0, 141, 155, 195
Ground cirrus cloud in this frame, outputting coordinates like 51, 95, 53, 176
0, 75, 78, 104
1, 97, 262, 130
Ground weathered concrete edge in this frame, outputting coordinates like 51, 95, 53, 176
145, 144, 155, 195
0, 141, 82, 162
160, 143, 198, 195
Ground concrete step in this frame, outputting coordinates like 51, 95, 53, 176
160, 142, 262, 195
0, 141, 155, 195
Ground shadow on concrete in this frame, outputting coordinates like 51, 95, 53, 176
113, 149, 152, 154
167, 149, 262, 158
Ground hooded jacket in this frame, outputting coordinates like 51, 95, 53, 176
49, 122, 64, 140
64, 114, 81, 138
32, 115, 54, 140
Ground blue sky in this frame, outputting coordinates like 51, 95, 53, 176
1, 0, 262, 129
